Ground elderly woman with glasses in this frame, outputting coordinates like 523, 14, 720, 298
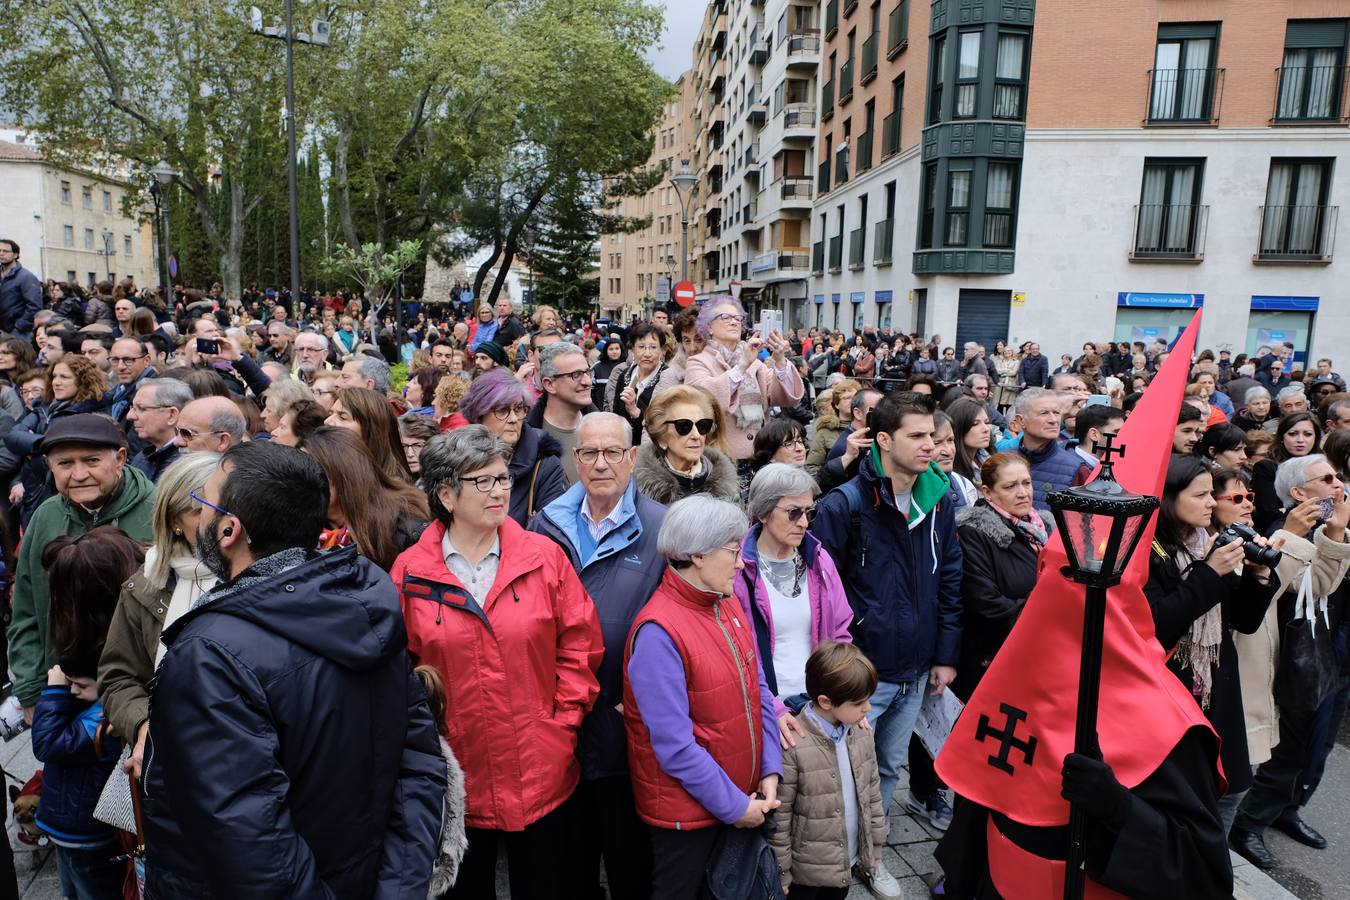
733, 464, 853, 749
459, 368, 568, 526
623, 494, 783, 899
684, 295, 803, 466
634, 384, 739, 505
392, 425, 602, 898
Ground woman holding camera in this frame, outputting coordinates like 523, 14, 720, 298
1145, 455, 1283, 833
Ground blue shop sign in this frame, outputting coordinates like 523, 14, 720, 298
1251, 295, 1319, 311
814, 293, 826, 305
876, 291, 894, 303
831, 293, 841, 304
850, 292, 865, 304
1116, 292, 1204, 308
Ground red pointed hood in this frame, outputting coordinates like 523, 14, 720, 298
936, 312, 1222, 826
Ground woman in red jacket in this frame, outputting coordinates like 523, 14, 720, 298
391, 425, 603, 899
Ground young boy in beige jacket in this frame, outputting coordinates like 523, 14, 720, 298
770, 642, 894, 899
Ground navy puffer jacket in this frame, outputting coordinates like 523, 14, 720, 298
142, 547, 446, 900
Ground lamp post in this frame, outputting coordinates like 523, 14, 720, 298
1045, 434, 1159, 900
669, 160, 698, 283
148, 158, 179, 296
100, 229, 113, 279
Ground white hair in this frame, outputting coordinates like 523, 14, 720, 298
1275, 454, 1329, 507
746, 463, 819, 522
578, 411, 633, 447
657, 495, 748, 563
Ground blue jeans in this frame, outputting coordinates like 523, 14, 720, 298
55, 845, 124, 900
866, 672, 930, 815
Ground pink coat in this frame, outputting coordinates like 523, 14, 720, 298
733, 527, 854, 717
684, 347, 804, 459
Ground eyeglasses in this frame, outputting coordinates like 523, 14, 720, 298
490, 404, 529, 421
108, 354, 148, 366
712, 313, 745, 324
130, 404, 169, 414
1214, 492, 1256, 504
547, 369, 592, 383
175, 426, 224, 442
709, 542, 742, 558
189, 487, 232, 518
311, 387, 334, 397
1305, 473, 1340, 487
669, 418, 715, 436
402, 440, 428, 456
780, 438, 807, 451
776, 504, 817, 523
575, 447, 630, 466
460, 473, 513, 493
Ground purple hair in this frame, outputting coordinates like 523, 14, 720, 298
459, 368, 533, 423
695, 295, 746, 341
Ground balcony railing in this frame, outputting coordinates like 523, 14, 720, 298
783, 103, 817, 130
849, 226, 866, 268
1257, 205, 1339, 262
750, 34, 769, 66
861, 33, 879, 85
1273, 65, 1348, 122
825, 0, 838, 39
839, 59, 855, 104
874, 218, 894, 264
1146, 67, 1224, 124
818, 159, 831, 193
822, 80, 835, 120
843, 0, 857, 17
887, 2, 909, 58
856, 129, 874, 173
786, 32, 821, 65
812, 240, 826, 273
882, 110, 901, 156
828, 234, 844, 270
742, 201, 758, 223
752, 251, 812, 276
781, 177, 814, 203
835, 145, 849, 185
1131, 203, 1209, 259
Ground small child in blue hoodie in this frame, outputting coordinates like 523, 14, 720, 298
33, 526, 143, 899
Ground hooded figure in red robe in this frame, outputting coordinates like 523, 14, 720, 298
934, 312, 1233, 898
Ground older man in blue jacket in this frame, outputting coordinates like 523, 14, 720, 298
530, 411, 667, 900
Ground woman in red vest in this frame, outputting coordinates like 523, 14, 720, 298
623, 495, 784, 899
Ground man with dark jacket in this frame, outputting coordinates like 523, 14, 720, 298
1016, 342, 1049, 388
1013, 388, 1093, 510
811, 392, 963, 842
0, 239, 41, 338
143, 442, 446, 899
529, 411, 667, 900
493, 296, 527, 348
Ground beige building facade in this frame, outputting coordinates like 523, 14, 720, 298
0, 137, 158, 290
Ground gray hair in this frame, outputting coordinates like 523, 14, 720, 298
746, 463, 819, 522
420, 424, 511, 522
263, 377, 313, 415
1275, 454, 1329, 506
1277, 385, 1307, 404
140, 377, 193, 411
348, 354, 392, 394
962, 372, 989, 388
1014, 387, 1056, 416
1244, 385, 1271, 405
209, 403, 247, 443
146, 452, 222, 589
538, 341, 586, 380
296, 330, 329, 351
578, 411, 633, 447
657, 495, 748, 565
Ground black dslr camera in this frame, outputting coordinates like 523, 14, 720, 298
1214, 522, 1282, 568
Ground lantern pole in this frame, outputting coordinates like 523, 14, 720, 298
1065, 575, 1109, 900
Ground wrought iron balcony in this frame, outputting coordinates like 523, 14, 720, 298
861, 33, 879, 85
1146, 67, 1224, 124
1256, 205, 1338, 262
1272, 65, 1348, 122
1130, 203, 1209, 260
828, 234, 843, 270
874, 219, 894, 264
849, 226, 866, 268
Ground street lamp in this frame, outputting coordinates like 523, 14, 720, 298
100, 229, 113, 279
148, 158, 180, 296
669, 160, 698, 283
1045, 434, 1158, 900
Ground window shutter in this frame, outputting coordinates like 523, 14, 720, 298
1285, 19, 1348, 49
1158, 22, 1220, 41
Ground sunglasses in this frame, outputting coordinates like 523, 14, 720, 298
776, 505, 817, 523
1305, 473, 1340, 487
669, 418, 715, 436
1214, 491, 1256, 504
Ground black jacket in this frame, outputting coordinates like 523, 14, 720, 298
143, 547, 446, 899
0, 262, 42, 337
507, 424, 569, 527
954, 503, 1048, 699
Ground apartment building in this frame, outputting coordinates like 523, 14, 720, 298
597, 72, 698, 319
809, 0, 1349, 364
0, 136, 158, 289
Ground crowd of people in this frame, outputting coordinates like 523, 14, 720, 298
0, 235, 1347, 899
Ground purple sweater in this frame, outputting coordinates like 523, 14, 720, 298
628, 622, 783, 825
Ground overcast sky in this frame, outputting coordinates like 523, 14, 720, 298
645, 1, 704, 81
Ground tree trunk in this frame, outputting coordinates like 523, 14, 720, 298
472, 243, 501, 313
485, 184, 550, 308
219, 177, 247, 301
333, 122, 359, 249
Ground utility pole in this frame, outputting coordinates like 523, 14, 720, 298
250, 4, 329, 309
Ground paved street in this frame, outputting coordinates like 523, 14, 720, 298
0, 726, 1303, 899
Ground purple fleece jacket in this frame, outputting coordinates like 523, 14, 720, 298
627, 622, 783, 825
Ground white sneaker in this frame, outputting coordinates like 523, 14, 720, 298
855, 862, 904, 900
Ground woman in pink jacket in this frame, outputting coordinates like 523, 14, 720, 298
733, 464, 855, 750
684, 295, 804, 465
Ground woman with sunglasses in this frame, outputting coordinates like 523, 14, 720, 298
735, 463, 853, 749
684, 295, 803, 466
634, 385, 739, 505
460, 368, 567, 527
1145, 455, 1283, 834
392, 425, 602, 898
952, 452, 1048, 700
